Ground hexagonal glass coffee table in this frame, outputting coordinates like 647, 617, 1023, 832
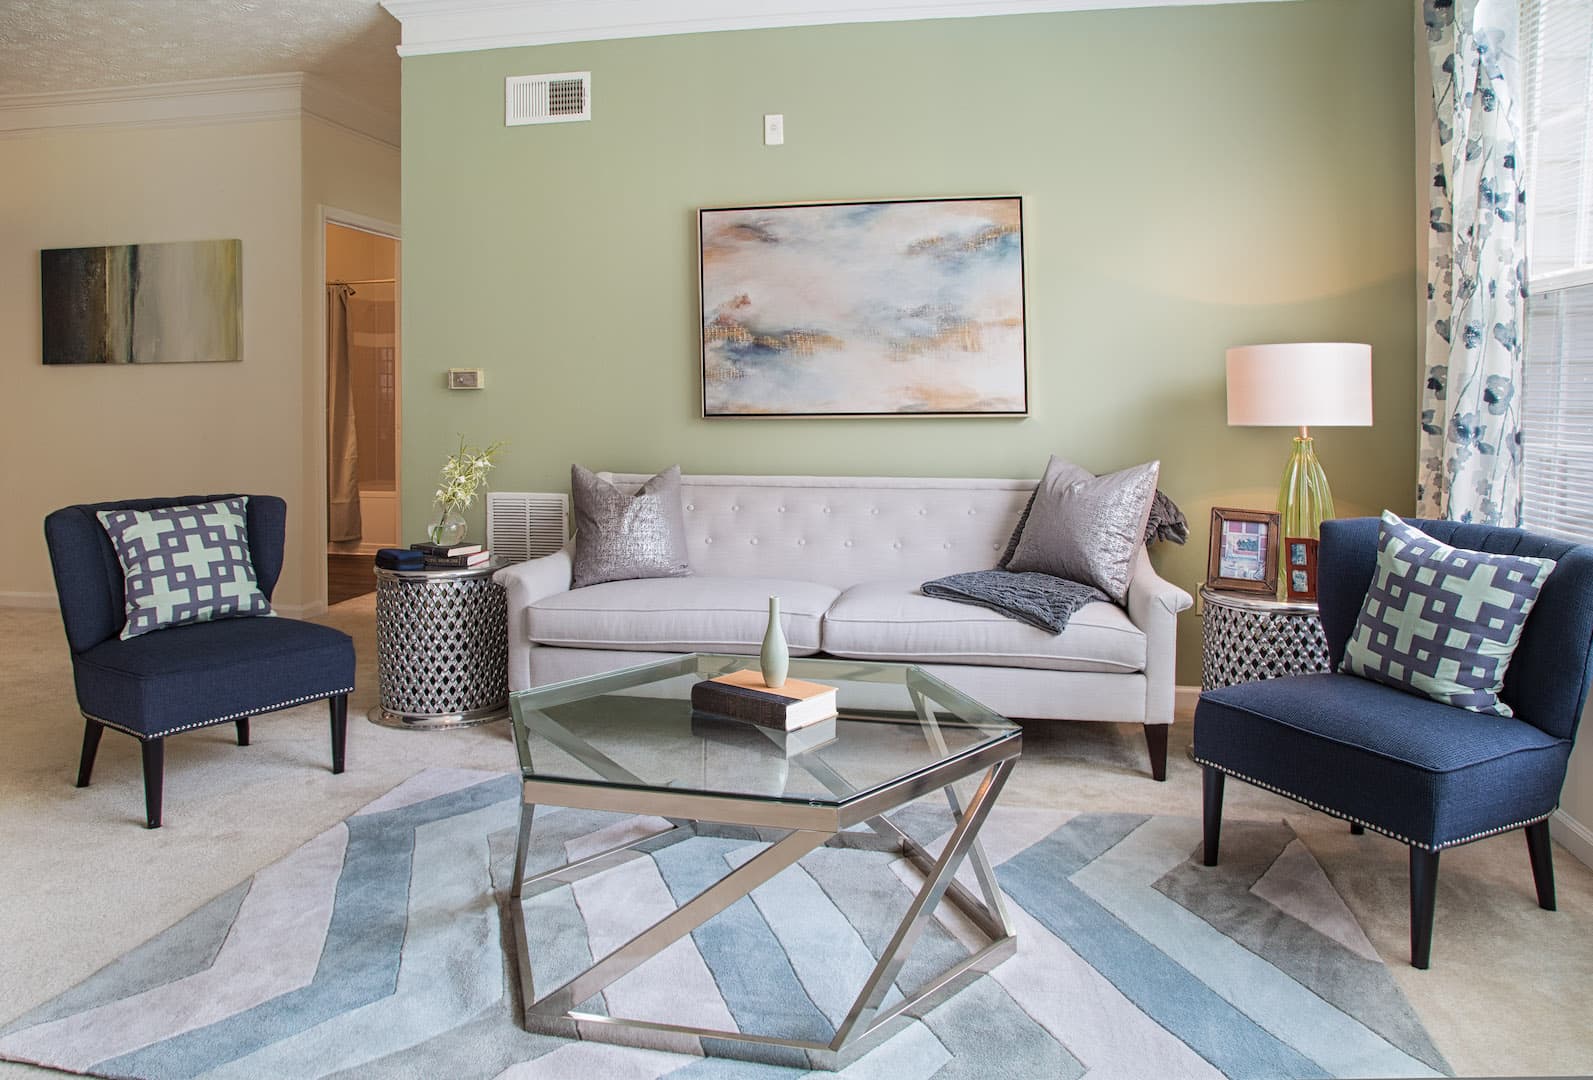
506, 653, 1022, 1071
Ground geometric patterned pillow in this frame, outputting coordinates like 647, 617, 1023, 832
1340, 511, 1555, 717
96, 497, 273, 640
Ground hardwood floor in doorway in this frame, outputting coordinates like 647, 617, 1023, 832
328, 553, 377, 604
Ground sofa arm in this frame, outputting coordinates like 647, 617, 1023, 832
494, 543, 575, 693
1127, 552, 1194, 725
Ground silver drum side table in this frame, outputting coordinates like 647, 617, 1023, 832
1200, 584, 1331, 691
371, 562, 509, 729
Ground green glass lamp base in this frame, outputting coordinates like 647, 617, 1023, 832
1277, 436, 1335, 540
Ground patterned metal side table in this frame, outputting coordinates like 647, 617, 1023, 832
1200, 584, 1331, 691
370, 562, 509, 729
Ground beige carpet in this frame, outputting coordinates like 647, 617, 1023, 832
0, 598, 1590, 1077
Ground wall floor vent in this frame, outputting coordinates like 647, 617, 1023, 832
506, 72, 591, 126
487, 492, 569, 563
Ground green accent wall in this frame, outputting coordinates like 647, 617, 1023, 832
400, 0, 1417, 686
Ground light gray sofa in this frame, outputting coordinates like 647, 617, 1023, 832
495, 472, 1194, 778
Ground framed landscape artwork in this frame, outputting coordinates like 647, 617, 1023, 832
699, 197, 1027, 417
40, 239, 242, 365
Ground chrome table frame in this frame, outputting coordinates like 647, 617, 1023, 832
506, 658, 1021, 1071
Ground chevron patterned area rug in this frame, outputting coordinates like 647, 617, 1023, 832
0, 769, 1450, 1079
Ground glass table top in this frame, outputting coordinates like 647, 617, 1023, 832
509, 654, 1020, 807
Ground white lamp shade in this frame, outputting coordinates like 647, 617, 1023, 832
1226, 343, 1374, 427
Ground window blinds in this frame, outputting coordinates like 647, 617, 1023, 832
1520, 0, 1593, 541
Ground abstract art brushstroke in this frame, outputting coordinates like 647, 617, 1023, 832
699, 198, 1026, 417
40, 238, 242, 364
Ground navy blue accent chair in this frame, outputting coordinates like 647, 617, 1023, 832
1194, 517, 1593, 968
45, 495, 356, 828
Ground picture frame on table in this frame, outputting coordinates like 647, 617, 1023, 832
1285, 536, 1319, 602
1206, 507, 1281, 595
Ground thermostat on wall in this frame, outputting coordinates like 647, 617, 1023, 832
447, 368, 485, 390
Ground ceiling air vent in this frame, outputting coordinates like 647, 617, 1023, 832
487, 492, 570, 563
506, 72, 591, 126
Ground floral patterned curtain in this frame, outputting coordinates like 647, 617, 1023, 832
1417, 0, 1528, 525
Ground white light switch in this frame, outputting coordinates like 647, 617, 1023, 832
763, 113, 784, 146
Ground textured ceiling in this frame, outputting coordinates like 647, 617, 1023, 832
0, 0, 399, 112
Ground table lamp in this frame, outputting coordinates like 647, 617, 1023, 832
1226, 343, 1373, 539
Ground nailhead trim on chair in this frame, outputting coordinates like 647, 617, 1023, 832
82, 687, 356, 741
1192, 756, 1555, 852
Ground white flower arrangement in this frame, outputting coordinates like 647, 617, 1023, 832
434, 434, 506, 518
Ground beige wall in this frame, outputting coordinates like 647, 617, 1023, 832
0, 111, 399, 615
300, 116, 401, 607
0, 118, 311, 607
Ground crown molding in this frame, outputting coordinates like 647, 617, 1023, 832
381, 0, 1293, 57
301, 75, 401, 149
0, 73, 398, 147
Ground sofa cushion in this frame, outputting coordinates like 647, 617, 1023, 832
527, 577, 837, 655
821, 579, 1146, 673
570, 464, 692, 589
1007, 456, 1159, 605
1193, 673, 1572, 849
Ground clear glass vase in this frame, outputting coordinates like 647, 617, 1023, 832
1276, 435, 1335, 540
426, 506, 467, 547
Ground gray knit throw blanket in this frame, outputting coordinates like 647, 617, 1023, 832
919, 570, 1107, 634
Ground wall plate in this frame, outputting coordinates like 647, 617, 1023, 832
447, 368, 485, 390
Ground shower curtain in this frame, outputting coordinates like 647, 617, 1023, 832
327, 284, 362, 542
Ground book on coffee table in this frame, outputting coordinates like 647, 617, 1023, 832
690, 670, 837, 730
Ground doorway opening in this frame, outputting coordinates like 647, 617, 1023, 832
325, 220, 400, 604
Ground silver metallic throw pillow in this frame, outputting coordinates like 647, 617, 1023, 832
570, 464, 692, 589
1006, 455, 1160, 605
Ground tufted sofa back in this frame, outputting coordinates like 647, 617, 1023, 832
599, 473, 1032, 590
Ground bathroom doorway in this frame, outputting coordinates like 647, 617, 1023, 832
325, 220, 400, 604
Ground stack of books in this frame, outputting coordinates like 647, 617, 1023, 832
690, 670, 838, 730
410, 542, 492, 568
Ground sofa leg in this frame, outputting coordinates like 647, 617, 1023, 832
329, 694, 347, 775
1143, 723, 1168, 781
235, 718, 251, 747
1410, 846, 1440, 969
1350, 823, 1365, 835
1526, 820, 1556, 911
1202, 767, 1224, 867
141, 738, 165, 830
76, 718, 105, 788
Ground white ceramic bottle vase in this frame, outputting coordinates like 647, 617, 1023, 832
760, 595, 789, 688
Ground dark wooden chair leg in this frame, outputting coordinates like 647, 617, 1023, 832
235, 718, 250, 747
1202, 767, 1225, 866
329, 694, 348, 775
1410, 846, 1440, 969
1143, 723, 1168, 781
1526, 820, 1557, 911
76, 718, 105, 788
1350, 823, 1365, 835
141, 737, 165, 829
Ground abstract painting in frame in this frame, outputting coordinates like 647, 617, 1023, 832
40, 239, 242, 365
699, 197, 1026, 417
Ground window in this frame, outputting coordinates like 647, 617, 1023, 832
1521, 0, 1593, 541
